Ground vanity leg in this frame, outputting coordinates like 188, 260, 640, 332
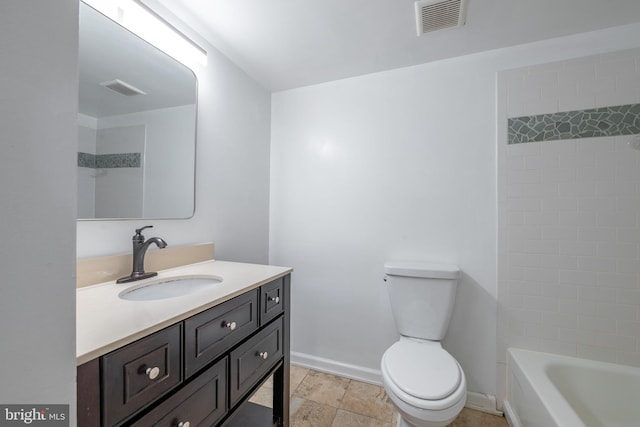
273, 276, 290, 426
77, 359, 100, 427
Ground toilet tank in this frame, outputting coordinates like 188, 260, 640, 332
384, 262, 459, 341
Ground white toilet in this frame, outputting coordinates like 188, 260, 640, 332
381, 262, 466, 427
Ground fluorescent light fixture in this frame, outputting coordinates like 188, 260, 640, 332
82, 0, 207, 68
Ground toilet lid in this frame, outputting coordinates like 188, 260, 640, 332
383, 340, 461, 401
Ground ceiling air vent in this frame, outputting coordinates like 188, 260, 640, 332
415, 0, 467, 36
99, 79, 147, 97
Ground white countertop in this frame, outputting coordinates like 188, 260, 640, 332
76, 260, 292, 365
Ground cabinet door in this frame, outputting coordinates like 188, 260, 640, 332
102, 324, 182, 426
185, 290, 259, 378
260, 278, 284, 326
230, 318, 284, 406
131, 358, 227, 427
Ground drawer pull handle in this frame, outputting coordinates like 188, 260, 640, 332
269, 296, 280, 304
177, 422, 190, 427
225, 321, 237, 331
258, 351, 268, 360
145, 366, 160, 380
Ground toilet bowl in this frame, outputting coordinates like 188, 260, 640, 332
381, 262, 466, 427
381, 337, 466, 427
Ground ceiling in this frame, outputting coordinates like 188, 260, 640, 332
154, 0, 640, 92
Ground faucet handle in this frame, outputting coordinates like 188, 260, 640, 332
134, 225, 153, 237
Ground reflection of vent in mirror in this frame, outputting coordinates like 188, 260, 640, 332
100, 79, 147, 96
415, 0, 467, 36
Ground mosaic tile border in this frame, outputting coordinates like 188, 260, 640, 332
78, 152, 96, 168
98, 153, 141, 168
77, 152, 141, 168
508, 103, 640, 144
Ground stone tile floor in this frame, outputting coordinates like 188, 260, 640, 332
249, 366, 508, 427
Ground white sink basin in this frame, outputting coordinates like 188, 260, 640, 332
119, 276, 222, 301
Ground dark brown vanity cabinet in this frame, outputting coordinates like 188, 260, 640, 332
184, 290, 259, 378
260, 279, 284, 325
230, 318, 283, 406
130, 359, 227, 427
77, 275, 290, 427
103, 323, 183, 425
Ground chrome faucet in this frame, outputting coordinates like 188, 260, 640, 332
116, 225, 168, 284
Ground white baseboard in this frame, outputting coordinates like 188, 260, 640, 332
291, 351, 502, 416
466, 392, 503, 416
502, 400, 521, 427
291, 351, 383, 385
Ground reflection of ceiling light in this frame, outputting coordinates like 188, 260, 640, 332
82, 0, 207, 68
100, 79, 147, 96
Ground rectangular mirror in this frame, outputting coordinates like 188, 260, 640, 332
78, 2, 197, 220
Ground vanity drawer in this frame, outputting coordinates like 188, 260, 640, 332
102, 323, 182, 426
260, 278, 285, 326
185, 290, 258, 378
230, 317, 283, 405
130, 357, 227, 427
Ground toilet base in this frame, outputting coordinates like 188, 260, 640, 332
396, 412, 453, 427
384, 369, 466, 427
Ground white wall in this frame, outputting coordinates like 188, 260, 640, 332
497, 48, 640, 404
0, 0, 77, 420
270, 22, 640, 403
270, 50, 498, 396
77, 5, 272, 265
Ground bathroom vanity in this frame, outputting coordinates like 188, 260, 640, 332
76, 260, 292, 427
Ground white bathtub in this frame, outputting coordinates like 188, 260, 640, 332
504, 348, 640, 427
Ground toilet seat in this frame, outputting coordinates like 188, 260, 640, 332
381, 339, 466, 411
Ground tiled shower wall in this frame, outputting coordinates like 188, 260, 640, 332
497, 48, 640, 391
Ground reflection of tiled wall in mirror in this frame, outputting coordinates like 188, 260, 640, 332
77, 121, 98, 218
94, 124, 145, 218
76, 122, 145, 219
